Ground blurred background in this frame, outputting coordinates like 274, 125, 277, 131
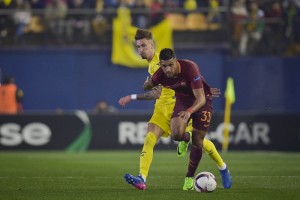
0, 0, 300, 152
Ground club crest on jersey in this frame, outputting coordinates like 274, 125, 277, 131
193, 76, 201, 82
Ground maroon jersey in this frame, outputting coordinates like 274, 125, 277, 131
151, 59, 212, 105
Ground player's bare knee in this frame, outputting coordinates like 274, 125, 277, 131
171, 134, 179, 141
192, 141, 203, 149
171, 132, 182, 141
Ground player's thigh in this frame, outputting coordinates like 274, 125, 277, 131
148, 104, 173, 138
192, 129, 207, 148
192, 101, 213, 131
170, 117, 187, 137
147, 123, 165, 139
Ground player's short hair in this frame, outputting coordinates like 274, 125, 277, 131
159, 48, 175, 60
135, 29, 153, 40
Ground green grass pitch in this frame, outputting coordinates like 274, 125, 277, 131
0, 151, 299, 200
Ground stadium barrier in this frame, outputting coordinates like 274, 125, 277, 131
0, 111, 299, 152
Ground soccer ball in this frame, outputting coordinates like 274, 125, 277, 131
194, 171, 217, 192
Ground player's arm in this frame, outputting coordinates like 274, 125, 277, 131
178, 88, 206, 123
143, 76, 156, 91
118, 86, 162, 107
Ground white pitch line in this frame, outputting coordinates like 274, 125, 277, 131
234, 176, 300, 178
0, 177, 112, 179
0, 175, 299, 179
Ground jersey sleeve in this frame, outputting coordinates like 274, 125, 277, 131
151, 68, 164, 86
187, 62, 203, 89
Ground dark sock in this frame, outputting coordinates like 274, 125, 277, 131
186, 147, 202, 177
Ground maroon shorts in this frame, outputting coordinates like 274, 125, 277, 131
172, 99, 213, 132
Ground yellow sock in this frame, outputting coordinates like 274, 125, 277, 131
203, 138, 225, 168
140, 132, 157, 180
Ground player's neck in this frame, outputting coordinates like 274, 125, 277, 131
174, 61, 181, 77
147, 52, 155, 62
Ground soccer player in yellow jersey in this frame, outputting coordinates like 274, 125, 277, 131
118, 29, 232, 190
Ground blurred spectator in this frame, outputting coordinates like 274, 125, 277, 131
29, 0, 45, 9
104, 0, 119, 8
149, 0, 165, 26
0, 0, 16, 44
284, 0, 300, 55
239, 1, 265, 55
207, 0, 222, 29
131, 0, 148, 28
164, 0, 180, 8
0, 75, 24, 114
184, 0, 197, 11
231, 0, 248, 56
94, 0, 104, 13
93, 100, 117, 114
23, 0, 47, 42
92, 0, 108, 41
263, 1, 286, 55
65, 0, 91, 43
103, 0, 119, 23
12, 0, 31, 39
45, 0, 68, 42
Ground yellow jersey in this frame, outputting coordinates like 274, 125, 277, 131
148, 53, 175, 106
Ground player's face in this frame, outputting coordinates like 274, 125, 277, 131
160, 58, 178, 78
135, 39, 154, 61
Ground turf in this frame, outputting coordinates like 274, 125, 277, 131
0, 151, 299, 200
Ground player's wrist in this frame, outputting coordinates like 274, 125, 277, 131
130, 94, 137, 100
186, 107, 193, 114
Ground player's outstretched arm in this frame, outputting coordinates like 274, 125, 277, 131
118, 87, 162, 107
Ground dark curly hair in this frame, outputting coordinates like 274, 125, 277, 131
159, 48, 175, 60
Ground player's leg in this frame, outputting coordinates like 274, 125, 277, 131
138, 104, 173, 182
170, 115, 196, 190
181, 104, 212, 191
139, 123, 164, 181
203, 138, 232, 188
177, 120, 193, 157
124, 124, 163, 190
124, 104, 171, 190
183, 129, 206, 190
203, 138, 224, 168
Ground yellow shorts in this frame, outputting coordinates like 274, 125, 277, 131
149, 103, 193, 138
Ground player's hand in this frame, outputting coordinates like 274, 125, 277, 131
144, 76, 150, 84
152, 86, 162, 99
178, 111, 191, 123
143, 76, 155, 91
118, 95, 131, 107
211, 88, 221, 98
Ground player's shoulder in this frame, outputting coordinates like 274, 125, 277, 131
178, 59, 198, 69
179, 59, 197, 65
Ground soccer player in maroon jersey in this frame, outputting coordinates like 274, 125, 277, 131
144, 48, 230, 190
